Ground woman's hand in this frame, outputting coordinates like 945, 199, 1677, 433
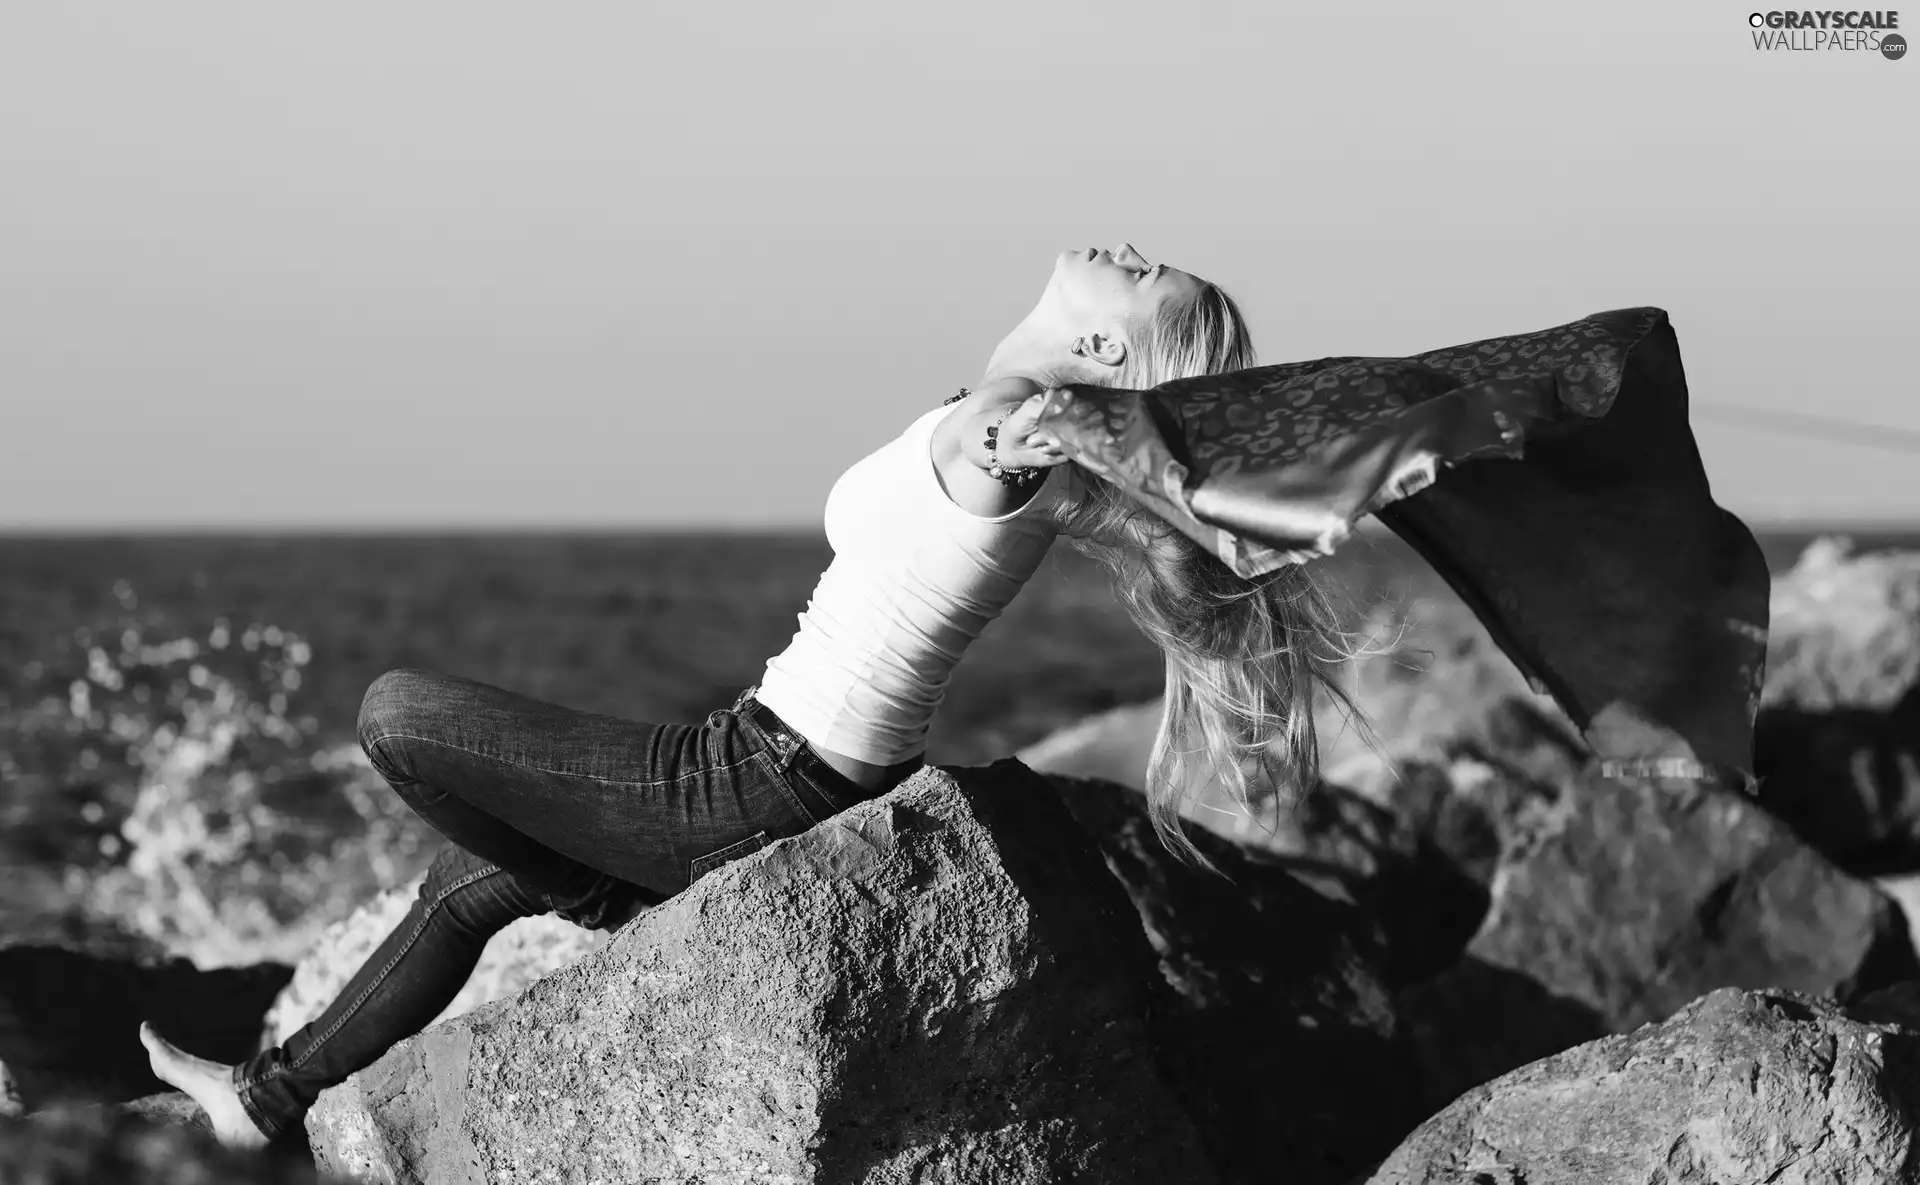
993, 392, 1070, 470
934, 382, 1072, 517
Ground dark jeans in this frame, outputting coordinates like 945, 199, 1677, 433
230, 669, 897, 1140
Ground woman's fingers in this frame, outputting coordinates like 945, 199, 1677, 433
1005, 446, 1066, 468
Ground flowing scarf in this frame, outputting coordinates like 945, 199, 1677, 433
1034, 307, 1769, 781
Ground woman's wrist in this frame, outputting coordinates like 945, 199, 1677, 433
952, 377, 1061, 480
981, 409, 1046, 487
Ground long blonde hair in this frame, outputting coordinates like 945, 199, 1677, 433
1055, 283, 1368, 870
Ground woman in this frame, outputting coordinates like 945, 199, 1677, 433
139, 242, 1355, 1148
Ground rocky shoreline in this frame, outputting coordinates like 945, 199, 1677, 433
7, 537, 1920, 1183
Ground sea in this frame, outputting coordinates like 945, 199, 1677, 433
3, 527, 1916, 966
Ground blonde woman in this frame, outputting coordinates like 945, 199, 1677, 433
139, 243, 1353, 1148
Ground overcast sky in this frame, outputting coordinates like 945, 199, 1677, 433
3, 2, 1915, 529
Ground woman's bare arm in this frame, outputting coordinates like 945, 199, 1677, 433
929, 377, 1070, 518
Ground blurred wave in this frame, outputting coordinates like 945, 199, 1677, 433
1, 601, 434, 966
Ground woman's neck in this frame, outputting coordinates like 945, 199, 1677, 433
970, 374, 1047, 402
981, 332, 1081, 392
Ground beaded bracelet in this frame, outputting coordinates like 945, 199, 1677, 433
945, 387, 1045, 487
984, 410, 1046, 488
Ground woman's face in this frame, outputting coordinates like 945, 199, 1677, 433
1043, 243, 1203, 331
984, 242, 1207, 383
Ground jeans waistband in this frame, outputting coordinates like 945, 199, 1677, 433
732, 686, 903, 818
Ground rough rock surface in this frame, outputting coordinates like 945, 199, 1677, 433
307, 762, 1214, 1185
260, 874, 610, 1048
118, 1089, 216, 1134
1765, 537, 1920, 712
0, 945, 290, 1111
1387, 740, 1919, 1114
1754, 540, 1920, 873
1465, 766, 1916, 1032
1047, 773, 1423, 1185
4, 1102, 323, 1184
1366, 987, 1920, 1184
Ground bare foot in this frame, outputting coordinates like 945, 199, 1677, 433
138, 1022, 270, 1150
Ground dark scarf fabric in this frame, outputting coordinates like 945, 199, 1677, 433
1034, 307, 1770, 779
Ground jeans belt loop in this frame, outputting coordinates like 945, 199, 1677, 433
742, 692, 802, 772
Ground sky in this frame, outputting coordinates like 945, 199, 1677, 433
2, 1, 1916, 530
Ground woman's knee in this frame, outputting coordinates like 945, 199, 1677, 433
358, 668, 441, 779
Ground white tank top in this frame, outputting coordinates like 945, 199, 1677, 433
756, 402, 1079, 764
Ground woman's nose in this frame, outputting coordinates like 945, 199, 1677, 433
1111, 243, 1147, 268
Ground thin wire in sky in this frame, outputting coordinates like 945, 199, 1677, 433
1693, 401, 1920, 455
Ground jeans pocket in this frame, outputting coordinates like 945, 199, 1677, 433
688, 830, 770, 885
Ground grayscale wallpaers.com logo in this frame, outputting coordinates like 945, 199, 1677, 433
1747, 9, 1906, 55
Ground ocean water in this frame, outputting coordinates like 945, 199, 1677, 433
3, 527, 1916, 963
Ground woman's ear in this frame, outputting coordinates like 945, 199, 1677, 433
1069, 330, 1128, 370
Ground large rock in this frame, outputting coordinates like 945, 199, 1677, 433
0, 945, 290, 1111
1366, 987, 1920, 1184
1755, 680, 1920, 875
1047, 774, 1424, 1185
1394, 758, 1919, 1114
1878, 874, 1920, 958
1466, 767, 1917, 1032
1765, 538, 1920, 712
1849, 978, 1920, 1030
306, 763, 1215, 1185
1752, 541, 1920, 874
1270, 698, 1582, 986
260, 872, 610, 1048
